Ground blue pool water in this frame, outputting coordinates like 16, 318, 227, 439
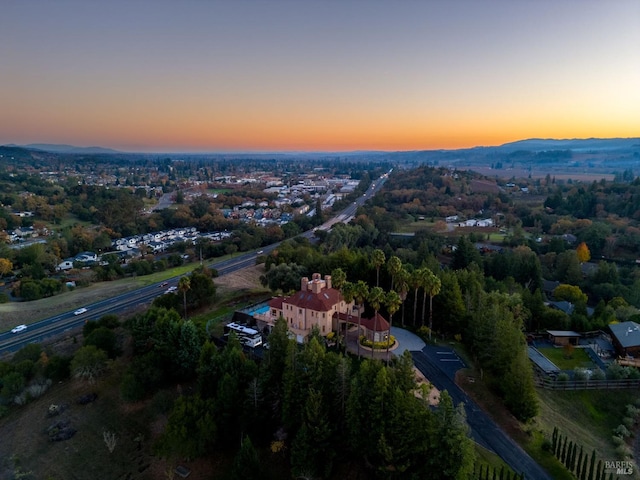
247, 305, 270, 316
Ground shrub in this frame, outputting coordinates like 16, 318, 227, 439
591, 368, 606, 380
622, 416, 635, 429
607, 363, 628, 380
612, 435, 625, 446
150, 390, 174, 415
615, 444, 632, 459
627, 404, 640, 418
614, 424, 631, 438
573, 368, 589, 381
360, 335, 396, 350
556, 373, 570, 382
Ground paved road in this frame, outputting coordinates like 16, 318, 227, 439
1, 173, 390, 355
412, 345, 553, 480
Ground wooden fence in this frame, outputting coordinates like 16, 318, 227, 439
535, 377, 640, 390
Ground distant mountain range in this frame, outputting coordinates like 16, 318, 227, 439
5, 143, 121, 154
2, 137, 639, 156
497, 137, 640, 152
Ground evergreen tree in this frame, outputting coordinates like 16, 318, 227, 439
230, 436, 261, 480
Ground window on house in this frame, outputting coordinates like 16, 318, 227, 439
299, 308, 302, 314
323, 313, 325, 318
322, 325, 325, 333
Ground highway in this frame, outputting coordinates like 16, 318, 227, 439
0, 171, 389, 356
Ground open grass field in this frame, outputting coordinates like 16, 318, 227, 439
537, 346, 595, 370
452, 341, 639, 479
533, 388, 640, 477
0, 254, 260, 331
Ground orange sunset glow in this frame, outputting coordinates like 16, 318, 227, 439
1, 1, 638, 152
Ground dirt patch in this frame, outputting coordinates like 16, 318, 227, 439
413, 367, 440, 406
215, 264, 266, 294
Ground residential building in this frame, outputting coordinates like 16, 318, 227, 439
254, 273, 390, 344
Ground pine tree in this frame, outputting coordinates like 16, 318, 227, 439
570, 442, 578, 472
552, 427, 559, 453
561, 437, 568, 463
587, 449, 596, 480
594, 460, 602, 480
580, 453, 588, 480
576, 446, 584, 478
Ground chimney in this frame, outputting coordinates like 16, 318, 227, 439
312, 279, 322, 294
301, 277, 309, 291
325, 275, 332, 290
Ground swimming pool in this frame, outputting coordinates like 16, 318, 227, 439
246, 305, 270, 316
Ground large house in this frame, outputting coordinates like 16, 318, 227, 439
254, 273, 390, 344
609, 321, 640, 357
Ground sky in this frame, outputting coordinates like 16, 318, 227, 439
1, 0, 639, 153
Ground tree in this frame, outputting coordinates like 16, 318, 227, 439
70, 345, 108, 384
372, 248, 386, 287
384, 290, 402, 363
553, 284, 588, 305
425, 272, 442, 340
411, 269, 422, 327
176, 320, 201, 380
178, 276, 191, 319
340, 281, 356, 352
155, 394, 217, 460
353, 280, 369, 357
84, 327, 118, 358
387, 255, 402, 291
231, 435, 261, 480
0, 258, 12, 276
260, 262, 308, 293
576, 242, 591, 263
330, 267, 347, 292
395, 268, 410, 327
367, 286, 385, 359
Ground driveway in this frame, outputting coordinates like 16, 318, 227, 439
412, 345, 553, 480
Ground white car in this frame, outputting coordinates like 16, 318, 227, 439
165, 286, 178, 294
74, 308, 88, 316
11, 324, 27, 334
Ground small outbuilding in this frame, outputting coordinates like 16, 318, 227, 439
546, 330, 581, 346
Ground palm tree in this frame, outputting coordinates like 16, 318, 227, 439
331, 267, 347, 292
426, 273, 441, 341
372, 249, 386, 287
178, 276, 191, 319
420, 268, 435, 328
384, 290, 402, 364
410, 268, 423, 327
395, 268, 410, 327
340, 281, 356, 353
367, 286, 385, 359
353, 280, 369, 358
387, 255, 402, 291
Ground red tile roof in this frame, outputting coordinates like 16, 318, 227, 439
284, 287, 342, 312
269, 297, 284, 309
359, 312, 390, 332
335, 312, 389, 332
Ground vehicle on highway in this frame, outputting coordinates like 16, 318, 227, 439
11, 324, 27, 334
74, 308, 88, 316
257, 250, 264, 254
160, 281, 168, 287
165, 286, 177, 294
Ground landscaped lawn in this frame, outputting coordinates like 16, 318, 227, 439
536, 346, 595, 370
